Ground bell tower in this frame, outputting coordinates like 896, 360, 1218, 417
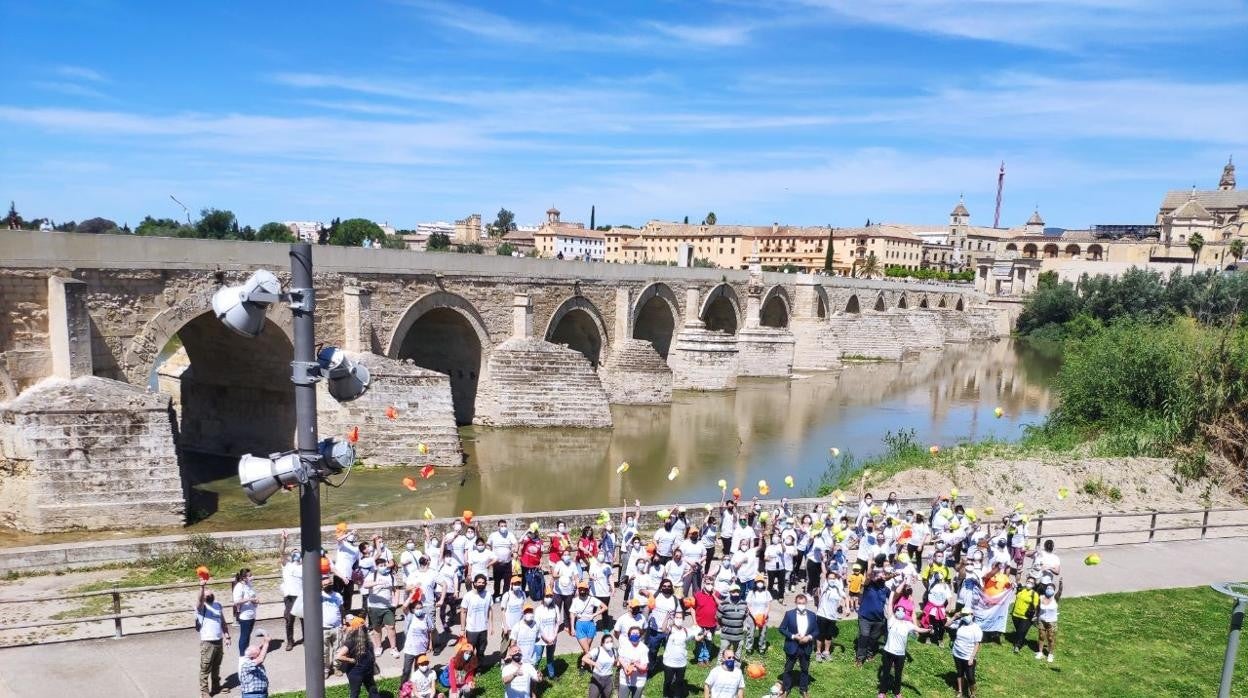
1219, 156, 1236, 191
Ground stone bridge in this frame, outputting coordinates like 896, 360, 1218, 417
0, 231, 1005, 532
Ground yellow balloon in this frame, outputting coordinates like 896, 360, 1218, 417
1057, 487, 1069, 500
1084, 553, 1101, 566
829, 447, 841, 457
950, 487, 959, 499
784, 475, 795, 488
422, 507, 434, 520
657, 509, 671, 520
994, 407, 1004, 418
758, 479, 768, 489
417, 442, 429, 455
704, 503, 714, 512
617, 462, 631, 474
1014, 502, 1025, 511
717, 479, 728, 491
929, 445, 940, 455
668, 467, 680, 481
984, 507, 995, 516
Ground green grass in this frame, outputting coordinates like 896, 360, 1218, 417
70, 534, 259, 594
273, 586, 1246, 697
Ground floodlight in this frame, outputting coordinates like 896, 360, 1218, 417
211, 269, 282, 338
238, 452, 305, 505
316, 347, 371, 401
319, 438, 356, 473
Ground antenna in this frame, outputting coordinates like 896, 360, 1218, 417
993, 162, 1005, 229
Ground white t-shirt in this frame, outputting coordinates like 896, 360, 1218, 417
511, 619, 539, 657
1035, 551, 1061, 574
570, 595, 605, 622
951, 622, 983, 660
1038, 598, 1059, 623
663, 559, 685, 584
732, 550, 758, 582
679, 539, 706, 567
468, 548, 494, 579
463, 590, 491, 633
399, 550, 421, 584
588, 563, 612, 597
651, 593, 679, 629
588, 646, 617, 676
817, 581, 843, 619
232, 582, 257, 621
320, 591, 343, 629
663, 626, 690, 668
407, 668, 437, 698
883, 618, 917, 655
720, 510, 736, 538
614, 612, 647, 638
197, 602, 226, 641
553, 561, 579, 595
618, 639, 649, 686
365, 569, 396, 609
704, 666, 745, 698
654, 528, 679, 557
745, 590, 771, 618
488, 530, 517, 563
503, 662, 540, 698
403, 612, 431, 656
449, 533, 470, 568
927, 582, 951, 607
534, 604, 560, 644
335, 539, 361, 579
764, 543, 785, 572
280, 562, 302, 598
501, 589, 527, 627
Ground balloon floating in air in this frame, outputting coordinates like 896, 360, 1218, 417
401, 476, 417, 491
668, 467, 680, 481
385, 405, 399, 420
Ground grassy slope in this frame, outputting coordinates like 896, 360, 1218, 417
275, 586, 1246, 697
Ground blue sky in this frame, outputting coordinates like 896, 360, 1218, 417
2, 1, 1246, 231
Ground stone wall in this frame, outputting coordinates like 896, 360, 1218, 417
831, 313, 909, 361
789, 318, 844, 371
316, 352, 462, 467
736, 327, 796, 377
600, 338, 673, 404
473, 338, 613, 428
0, 376, 184, 533
668, 328, 739, 390
0, 270, 51, 396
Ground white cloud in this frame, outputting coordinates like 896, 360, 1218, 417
646, 20, 757, 46
31, 81, 109, 99
794, 0, 1248, 50
54, 65, 107, 82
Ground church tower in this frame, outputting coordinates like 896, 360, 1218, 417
1219, 156, 1236, 191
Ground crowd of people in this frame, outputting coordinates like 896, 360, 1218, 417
194, 489, 1065, 698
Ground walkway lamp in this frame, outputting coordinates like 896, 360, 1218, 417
1211, 582, 1248, 698
208, 243, 365, 698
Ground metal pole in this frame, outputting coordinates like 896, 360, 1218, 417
291, 242, 325, 698
1218, 597, 1245, 698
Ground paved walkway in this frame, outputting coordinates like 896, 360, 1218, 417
0, 537, 1243, 698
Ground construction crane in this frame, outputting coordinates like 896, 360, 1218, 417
993, 162, 1005, 229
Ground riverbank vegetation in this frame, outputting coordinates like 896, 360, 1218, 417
273, 586, 1245, 698
821, 268, 1248, 496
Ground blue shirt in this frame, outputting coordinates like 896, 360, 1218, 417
859, 580, 890, 622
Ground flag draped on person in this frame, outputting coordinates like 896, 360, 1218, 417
973, 575, 1015, 633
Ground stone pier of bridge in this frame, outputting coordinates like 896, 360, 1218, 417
0, 230, 1008, 532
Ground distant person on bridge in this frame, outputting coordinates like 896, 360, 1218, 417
196, 579, 231, 698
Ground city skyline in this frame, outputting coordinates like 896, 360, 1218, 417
2, 1, 1246, 230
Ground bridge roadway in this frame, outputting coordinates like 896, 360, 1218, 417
0, 537, 1242, 697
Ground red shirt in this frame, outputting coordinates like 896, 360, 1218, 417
519, 537, 543, 568
577, 537, 599, 563
548, 533, 570, 563
693, 589, 719, 629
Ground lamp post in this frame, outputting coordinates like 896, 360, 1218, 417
211, 242, 371, 698
1211, 582, 1247, 698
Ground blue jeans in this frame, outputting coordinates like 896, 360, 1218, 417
237, 618, 255, 656
243, 693, 268, 698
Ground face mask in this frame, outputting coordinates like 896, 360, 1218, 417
934, 556, 944, 563
418, 663, 430, 671
347, 534, 357, 543
453, 523, 463, 532
544, 598, 554, 606
430, 539, 440, 548
864, 498, 872, 505
724, 659, 736, 671
661, 587, 673, 596
895, 609, 907, 620
578, 590, 589, 597
1045, 589, 1055, 598
603, 641, 614, 650
772, 537, 780, 544
415, 609, 426, 617
626, 518, 635, 527
405, 543, 416, 551
523, 612, 534, 622
796, 603, 807, 612
476, 545, 485, 552
474, 584, 486, 592
500, 526, 508, 535
462, 652, 472, 662
628, 632, 641, 643
558, 525, 567, 533
466, 532, 476, 541
562, 555, 572, 564
512, 585, 522, 592
380, 567, 391, 575
730, 594, 740, 601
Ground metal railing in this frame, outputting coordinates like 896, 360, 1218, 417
1, 506, 1245, 645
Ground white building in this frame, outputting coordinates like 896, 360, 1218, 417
283, 221, 324, 243
532, 207, 605, 261
415, 221, 454, 238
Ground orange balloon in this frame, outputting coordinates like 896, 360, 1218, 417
462, 510, 474, 523
732, 487, 742, 499
420, 464, 436, 480
385, 405, 399, 421
746, 662, 767, 679
346, 426, 359, 444
682, 596, 696, 609
402, 477, 418, 491
195, 565, 210, 581
319, 556, 331, 575
335, 522, 349, 534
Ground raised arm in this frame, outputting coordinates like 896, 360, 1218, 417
279, 530, 289, 567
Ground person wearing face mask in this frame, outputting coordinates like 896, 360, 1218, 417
335, 618, 380, 698
731, 537, 760, 592
446, 638, 478, 698
1036, 583, 1058, 663
600, 518, 618, 580
399, 538, 421, 591
231, 568, 258, 656
569, 580, 607, 668
703, 648, 746, 698
578, 525, 600, 566
857, 493, 875, 530
400, 590, 432, 684
278, 530, 303, 651
692, 579, 719, 665
777, 593, 815, 698
487, 520, 519, 602
719, 498, 738, 558
501, 642, 543, 698
764, 532, 786, 600
648, 580, 679, 668
519, 524, 545, 600
921, 570, 953, 646
460, 573, 493, 662
661, 610, 692, 698
318, 577, 344, 678
501, 575, 528, 647
510, 601, 541, 666
879, 587, 931, 698
744, 574, 772, 655
653, 513, 679, 566
362, 557, 399, 657
582, 632, 618, 698
618, 624, 650, 698
196, 578, 231, 698
949, 611, 983, 698
1010, 574, 1040, 654
700, 515, 719, 575
553, 549, 581, 631
334, 529, 362, 618
467, 536, 496, 592
402, 653, 436, 698
855, 563, 893, 667
447, 520, 470, 576
716, 584, 748, 656
535, 592, 561, 678
550, 520, 572, 565
424, 534, 443, 571
908, 513, 930, 573
586, 556, 614, 631
815, 572, 844, 661
679, 529, 707, 597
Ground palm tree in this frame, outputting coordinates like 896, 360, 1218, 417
1229, 238, 1245, 268
858, 252, 881, 279
1188, 232, 1205, 273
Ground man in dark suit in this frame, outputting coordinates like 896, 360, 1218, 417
777, 592, 816, 698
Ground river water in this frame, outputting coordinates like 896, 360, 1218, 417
1, 340, 1058, 546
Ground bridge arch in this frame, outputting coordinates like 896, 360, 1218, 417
387, 291, 491, 425
700, 283, 742, 334
873, 292, 887, 312
938, 296, 948, 308
544, 295, 608, 368
844, 294, 861, 314
125, 288, 298, 487
956, 297, 965, 311
897, 293, 909, 309
918, 294, 929, 309
759, 285, 791, 328
632, 282, 681, 359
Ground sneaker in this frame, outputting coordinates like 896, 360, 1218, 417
390, 649, 401, 658
1047, 654, 1054, 663
1012, 647, 1019, 654
1035, 651, 1044, 659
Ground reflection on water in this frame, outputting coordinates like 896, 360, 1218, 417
0, 341, 1057, 546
